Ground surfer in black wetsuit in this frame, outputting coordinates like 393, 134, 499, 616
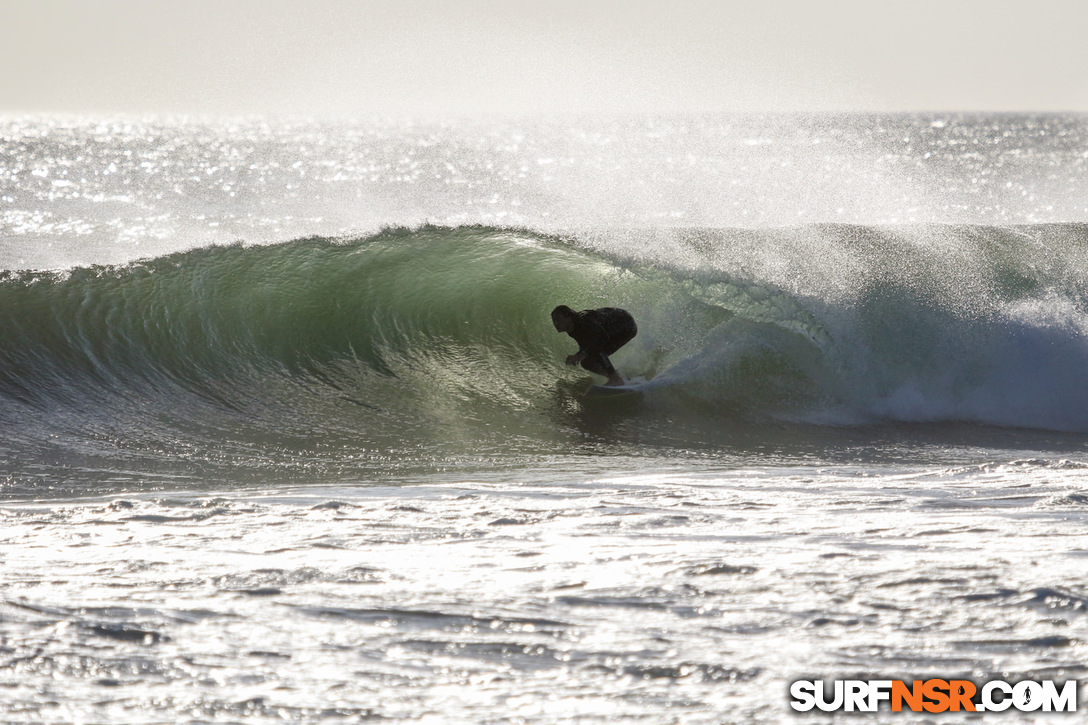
551, 305, 637, 386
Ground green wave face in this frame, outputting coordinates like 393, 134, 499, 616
0, 227, 803, 481
4, 223, 1088, 492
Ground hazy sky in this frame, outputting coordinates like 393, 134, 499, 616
2, 0, 1086, 116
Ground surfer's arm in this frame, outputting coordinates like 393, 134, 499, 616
566, 315, 607, 366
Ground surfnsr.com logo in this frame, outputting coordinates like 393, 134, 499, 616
790, 679, 1078, 713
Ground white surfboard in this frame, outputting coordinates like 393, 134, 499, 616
585, 382, 645, 398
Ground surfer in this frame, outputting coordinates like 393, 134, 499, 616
551, 305, 637, 386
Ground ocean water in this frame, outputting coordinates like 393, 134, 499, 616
2, 113, 1088, 722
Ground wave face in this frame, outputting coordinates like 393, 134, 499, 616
3, 224, 1088, 489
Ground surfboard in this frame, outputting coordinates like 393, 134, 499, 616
585, 383, 644, 398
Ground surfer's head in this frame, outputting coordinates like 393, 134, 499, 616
551, 305, 575, 333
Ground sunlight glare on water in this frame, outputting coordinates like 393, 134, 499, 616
3, 458, 1088, 723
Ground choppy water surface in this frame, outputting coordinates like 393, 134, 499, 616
3, 458, 1088, 723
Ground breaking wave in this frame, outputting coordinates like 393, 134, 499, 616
3, 223, 1088, 491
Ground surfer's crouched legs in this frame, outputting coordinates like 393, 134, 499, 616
582, 315, 636, 386
581, 353, 625, 386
